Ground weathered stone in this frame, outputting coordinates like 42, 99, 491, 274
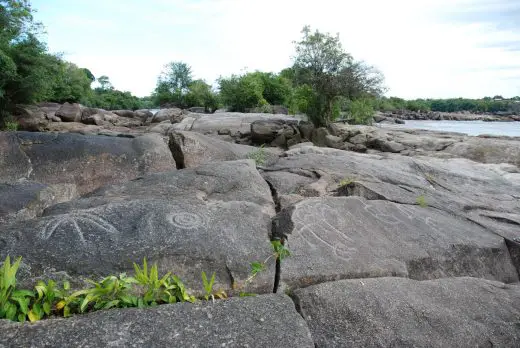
112, 110, 136, 118
446, 137, 520, 166
311, 127, 330, 147
0, 132, 175, 195
0, 295, 314, 348
169, 131, 281, 168
1, 160, 276, 293
134, 109, 153, 122
12, 105, 49, 131
55, 102, 81, 122
325, 135, 343, 149
294, 277, 520, 348
349, 133, 367, 145
250, 120, 298, 146
298, 122, 314, 141
0, 182, 76, 224
81, 113, 105, 125
262, 172, 315, 196
272, 196, 517, 289
152, 108, 184, 123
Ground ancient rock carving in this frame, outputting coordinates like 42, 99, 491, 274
40, 212, 120, 243
166, 212, 207, 230
292, 201, 357, 261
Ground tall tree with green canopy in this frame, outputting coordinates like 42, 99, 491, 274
153, 61, 193, 107
292, 26, 385, 126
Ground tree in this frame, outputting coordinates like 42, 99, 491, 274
153, 61, 193, 107
96, 75, 113, 91
184, 79, 219, 112
218, 73, 265, 112
292, 26, 385, 126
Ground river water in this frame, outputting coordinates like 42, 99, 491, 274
383, 120, 520, 137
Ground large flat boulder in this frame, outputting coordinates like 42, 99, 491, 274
0, 295, 313, 348
169, 131, 281, 168
0, 160, 276, 293
446, 136, 520, 166
293, 277, 520, 347
0, 181, 76, 224
272, 196, 517, 289
267, 146, 520, 249
0, 132, 175, 195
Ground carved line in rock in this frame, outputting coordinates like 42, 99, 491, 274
290, 198, 448, 262
292, 202, 358, 261
40, 213, 120, 244
166, 212, 207, 230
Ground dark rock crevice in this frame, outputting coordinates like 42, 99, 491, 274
168, 133, 186, 169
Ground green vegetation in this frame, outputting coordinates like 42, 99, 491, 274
2, 1, 517, 129
0, 240, 290, 322
416, 195, 428, 208
246, 145, 267, 165
370, 96, 520, 114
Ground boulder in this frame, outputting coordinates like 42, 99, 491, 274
112, 110, 136, 118
134, 109, 153, 122
0, 295, 314, 348
367, 137, 406, 153
13, 105, 49, 131
250, 120, 299, 147
0, 132, 176, 195
298, 122, 314, 141
324, 135, 343, 149
187, 106, 206, 113
152, 108, 184, 123
0, 181, 76, 224
294, 277, 520, 348
1, 160, 275, 293
272, 196, 517, 289
55, 102, 81, 122
169, 131, 281, 168
446, 137, 520, 166
310, 127, 330, 147
81, 113, 105, 125
37, 102, 61, 119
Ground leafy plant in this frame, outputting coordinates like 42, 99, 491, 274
338, 177, 355, 187
247, 145, 267, 165
133, 258, 195, 305
0, 256, 34, 322
3, 120, 19, 131
416, 195, 428, 208
201, 271, 227, 302
242, 240, 291, 289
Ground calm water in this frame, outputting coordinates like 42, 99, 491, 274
383, 120, 520, 137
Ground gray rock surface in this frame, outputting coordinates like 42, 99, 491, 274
1, 160, 276, 293
267, 146, 520, 253
0, 182, 76, 224
0, 295, 313, 348
272, 196, 517, 289
55, 102, 82, 122
169, 131, 282, 168
0, 132, 175, 195
293, 277, 520, 348
152, 108, 184, 123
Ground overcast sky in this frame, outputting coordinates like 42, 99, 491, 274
31, 0, 520, 99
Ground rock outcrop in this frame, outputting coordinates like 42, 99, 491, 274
1, 109, 520, 347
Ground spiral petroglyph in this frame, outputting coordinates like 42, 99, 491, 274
167, 212, 206, 229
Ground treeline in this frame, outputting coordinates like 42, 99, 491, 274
0, 0, 151, 124
2, 1, 517, 130
372, 97, 520, 114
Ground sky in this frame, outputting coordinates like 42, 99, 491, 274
31, 0, 520, 99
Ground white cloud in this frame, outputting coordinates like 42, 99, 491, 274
33, 0, 520, 98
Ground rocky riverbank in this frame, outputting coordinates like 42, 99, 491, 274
1, 107, 520, 347
375, 110, 520, 123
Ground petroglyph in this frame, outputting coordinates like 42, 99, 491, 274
292, 201, 358, 261
40, 212, 119, 244
167, 212, 207, 230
